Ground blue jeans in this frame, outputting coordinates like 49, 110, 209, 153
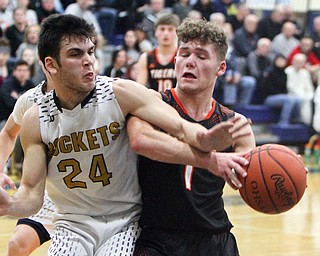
264, 94, 302, 124
223, 76, 256, 106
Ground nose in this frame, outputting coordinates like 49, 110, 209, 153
186, 55, 196, 68
84, 53, 95, 67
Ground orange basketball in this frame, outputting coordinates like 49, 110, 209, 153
238, 144, 307, 214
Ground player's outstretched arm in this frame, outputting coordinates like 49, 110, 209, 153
0, 115, 21, 189
114, 79, 238, 153
127, 116, 249, 189
0, 105, 46, 217
196, 114, 255, 152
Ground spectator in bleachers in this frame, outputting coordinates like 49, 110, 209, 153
139, 0, 172, 46
287, 36, 320, 87
281, 4, 303, 39
209, 12, 226, 26
125, 60, 139, 81
0, 38, 12, 87
192, 0, 214, 21
0, 59, 34, 131
15, 0, 38, 25
186, 9, 202, 20
103, 49, 128, 78
5, 7, 28, 58
0, 0, 13, 34
285, 53, 315, 125
310, 15, 320, 60
247, 37, 273, 80
256, 5, 284, 41
15, 23, 40, 58
21, 46, 45, 84
232, 13, 259, 74
65, 0, 108, 49
270, 21, 299, 59
247, 37, 273, 104
172, 0, 192, 22
116, 29, 141, 65
35, 0, 60, 24
225, 2, 251, 33
28, 0, 64, 12
135, 24, 153, 53
65, 0, 101, 35
262, 54, 302, 125
220, 46, 256, 108
210, 12, 234, 44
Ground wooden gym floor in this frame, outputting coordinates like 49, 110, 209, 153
1, 172, 320, 256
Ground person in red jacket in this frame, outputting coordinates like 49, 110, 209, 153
287, 36, 320, 86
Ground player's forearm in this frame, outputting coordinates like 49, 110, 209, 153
1, 184, 43, 217
128, 116, 214, 168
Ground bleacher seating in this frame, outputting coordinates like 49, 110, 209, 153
234, 105, 314, 151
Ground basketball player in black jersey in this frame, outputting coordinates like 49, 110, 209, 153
128, 18, 256, 256
136, 13, 179, 91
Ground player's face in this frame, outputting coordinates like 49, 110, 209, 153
56, 36, 96, 94
155, 25, 177, 46
175, 40, 225, 93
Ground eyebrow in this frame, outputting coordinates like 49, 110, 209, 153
179, 46, 209, 55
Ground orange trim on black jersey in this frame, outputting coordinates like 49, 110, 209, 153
170, 88, 189, 116
170, 88, 217, 120
204, 100, 216, 120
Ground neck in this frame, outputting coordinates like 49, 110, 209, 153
174, 88, 214, 121
158, 43, 177, 54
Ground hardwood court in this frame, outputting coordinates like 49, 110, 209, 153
1, 172, 319, 255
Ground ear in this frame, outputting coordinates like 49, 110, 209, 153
216, 60, 227, 77
44, 57, 58, 75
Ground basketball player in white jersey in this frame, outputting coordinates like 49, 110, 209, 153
0, 71, 56, 255
0, 14, 251, 256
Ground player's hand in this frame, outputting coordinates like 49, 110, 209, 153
196, 115, 252, 152
208, 152, 249, 190
0, 173, 16, 190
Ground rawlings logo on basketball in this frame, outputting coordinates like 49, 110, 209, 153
271, 174, 294, 206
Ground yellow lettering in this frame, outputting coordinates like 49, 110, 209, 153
71, 131, 88, 152
59, 136, 72, 154
86, 129, 99, 150
96, 126, 109, 146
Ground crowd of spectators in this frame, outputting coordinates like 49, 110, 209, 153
1, 0, 320, 135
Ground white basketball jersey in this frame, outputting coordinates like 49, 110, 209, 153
12, 81, 45, 125
38, 76, 141, 217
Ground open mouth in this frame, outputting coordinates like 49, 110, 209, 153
182, 72, 196, 79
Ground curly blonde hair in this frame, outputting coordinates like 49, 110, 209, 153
176, 18, 228, 61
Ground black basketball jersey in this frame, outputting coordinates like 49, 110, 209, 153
138, 89, 235, 233
147, 48, 177, 91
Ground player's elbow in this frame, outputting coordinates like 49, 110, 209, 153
129, 132, 149, 154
